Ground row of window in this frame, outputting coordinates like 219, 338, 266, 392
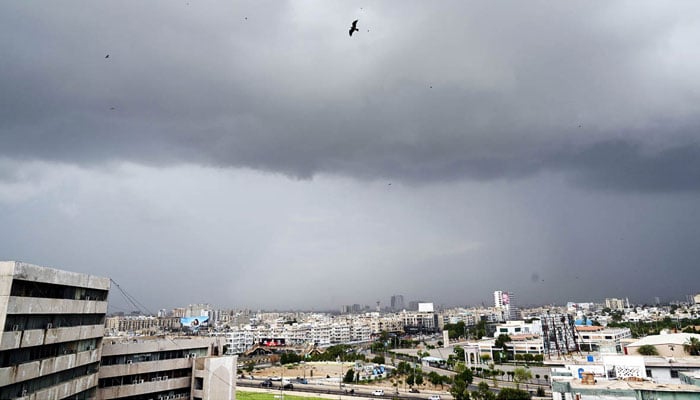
0, 362, 99, 399
100, 348, 208, 366
3, 313, 105, 331
97, 367, 191, 388
0, 338, 99, 368
10, 279, 108, 301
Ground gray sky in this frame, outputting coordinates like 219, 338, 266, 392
2, 1, 700, 312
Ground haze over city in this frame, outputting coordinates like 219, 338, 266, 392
2, 1, 700, 311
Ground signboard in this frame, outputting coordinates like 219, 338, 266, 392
180, 316, 209, 330
260, 338, 286, 347
501, 293, 510, 305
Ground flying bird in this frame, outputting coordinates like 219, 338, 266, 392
105, 54, 109, 58
349, 20, 359, 36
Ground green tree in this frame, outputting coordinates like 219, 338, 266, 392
344, 369, 355, 383
496, 388, 531, 400
481, 354, 491, 363
450, 366, 474, 400
637, 345, 659, 356
512, 367, 532, 390
685, 337, 700, 356
494, 334, 512, 350
415, 372, 424, 386
471, 381, 495, 400
373, 355, 386, 364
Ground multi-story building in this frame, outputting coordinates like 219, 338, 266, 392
605, 298, 627, 310
97, 336, 234, 400
576, 326, 632, 354
494, 290, 518, 321
390, 295, 404, 311
0, 261, 110, 400
105, 316, 181, 336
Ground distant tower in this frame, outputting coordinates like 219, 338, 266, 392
376, 300, 381, 312
391, 294, 405, 311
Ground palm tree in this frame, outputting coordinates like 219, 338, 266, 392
684, 337, 700, 356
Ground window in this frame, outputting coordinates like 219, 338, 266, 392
646, 369, 652, 378
194, 377, 204, 390
670, 370, 679, 378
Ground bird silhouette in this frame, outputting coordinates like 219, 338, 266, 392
349, 20, 359, 36
105, 54, 109, 58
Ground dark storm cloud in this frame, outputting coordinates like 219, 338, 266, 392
2, 1, 700, 191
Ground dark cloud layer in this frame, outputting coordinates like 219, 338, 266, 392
2, 2, 700, 190
2, 2, 700, 310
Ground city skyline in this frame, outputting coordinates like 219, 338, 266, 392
2, 2, 700, 310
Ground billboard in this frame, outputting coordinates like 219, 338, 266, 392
259, 338, 286, 347
180, 316, 209, 330
501, 292, 510, 305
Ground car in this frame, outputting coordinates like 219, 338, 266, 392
428, 396, 441, 400
409, 388, 420, 393
260, 380, 273, 388
372, 389, 384, 396
295, 378, 308, 384
282, 383, 294, 390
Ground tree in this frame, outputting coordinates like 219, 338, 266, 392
450, 369, 474, 400
536, 387, 546, 397
494, 334, 512, 350
637, 345, 659, 356
481, 354, 491, 363
496, 388, 531, 400
344, 369, 355, 383
471, 381, 495, 400
372, 355, 386, 364
512, 367, 532, 390
684, 337, 700, 356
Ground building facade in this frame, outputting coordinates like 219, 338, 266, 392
0, 261, 110, 400
97, 336, 234, 400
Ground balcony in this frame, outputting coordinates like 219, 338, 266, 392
98, 358, 192, 378
97, 376, 191, 399
6, 297, 108, 315
0, 348, 100, 385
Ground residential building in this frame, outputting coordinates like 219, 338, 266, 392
605, 298, 627, 310
624, 332, 700, 357
576, 325, 632, 354
0, 261, 109, 400
97, 336, 234, 400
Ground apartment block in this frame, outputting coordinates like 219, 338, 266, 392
98, 336, 234, 400
0, 261, 110, 400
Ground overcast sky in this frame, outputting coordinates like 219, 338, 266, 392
2, 1, 700, 312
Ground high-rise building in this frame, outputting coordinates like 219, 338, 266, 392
390, 295, 404, 311
0, 261, 110, 400
493, 290, 518, 321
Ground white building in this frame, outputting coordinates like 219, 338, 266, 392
98, 336, 235, 400
0, 261, 110, 400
